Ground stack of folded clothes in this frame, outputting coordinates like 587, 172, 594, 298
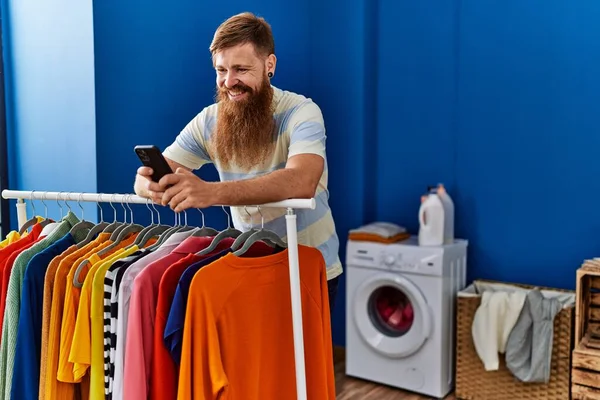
348, 222, 410, 244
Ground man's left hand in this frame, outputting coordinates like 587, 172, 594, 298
146, 168, 216, 212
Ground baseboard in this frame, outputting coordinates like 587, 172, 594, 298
334, 345, 345, 363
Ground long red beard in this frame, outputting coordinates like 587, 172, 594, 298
210, 77, 275, 170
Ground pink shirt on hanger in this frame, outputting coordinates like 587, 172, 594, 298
123, 236, 232, 400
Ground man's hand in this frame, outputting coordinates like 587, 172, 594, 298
146, 168, 217, 212
134, 166, 155, 198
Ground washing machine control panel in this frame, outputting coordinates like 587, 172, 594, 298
379, 249, 444, 276
346, 240, 447, 276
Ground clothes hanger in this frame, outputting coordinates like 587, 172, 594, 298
144, 208, 190, 251
101, 194, 125, 235
130, 198, 159, 245
196, 206, 242, 256
69, 193, 95, 236
37, 191, 55, 229
39, 192, 67, 237
73, 194, 120, 286
189, 207, 219, 237
107, 195, 132, 240
143, 210, 180, 251
98, 195, 144, 255
18, 191, 52, 234
132, 199, 171, 248
233, 206, 287, 256
230, 206, 280, 250
175, 208, 196, 233
230, 206, 259, 250
77, 194, 111, 248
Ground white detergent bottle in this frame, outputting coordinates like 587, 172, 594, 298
418, 193, 445, 246
436, 183, 455, 244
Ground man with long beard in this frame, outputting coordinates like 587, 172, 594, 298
134, 12, 342, 316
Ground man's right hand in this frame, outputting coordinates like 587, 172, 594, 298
134, 167, 154, 198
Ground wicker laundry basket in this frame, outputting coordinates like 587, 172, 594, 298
455, 280, 575, 400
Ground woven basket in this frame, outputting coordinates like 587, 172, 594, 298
455, 280, 574, 400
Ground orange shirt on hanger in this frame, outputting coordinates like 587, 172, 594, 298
43, 232, 111, 400
177, 245, 335, 400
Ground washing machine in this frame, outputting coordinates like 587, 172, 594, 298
345, 236, 467, 399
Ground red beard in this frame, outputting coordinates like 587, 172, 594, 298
210, 76, 275, 170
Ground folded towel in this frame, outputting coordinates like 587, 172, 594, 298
348, 232, 411, 244
349, 222, 406, 238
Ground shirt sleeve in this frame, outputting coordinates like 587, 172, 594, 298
69, 282, 92, 380
163, 283, 185, 364
163, 109, 213, 170
287, 100, 327, 160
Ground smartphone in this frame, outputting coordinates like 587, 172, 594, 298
134, 145, 173, 182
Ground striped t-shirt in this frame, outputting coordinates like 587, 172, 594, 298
163, 85, 342, 280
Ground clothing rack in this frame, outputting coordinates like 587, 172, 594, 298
1, 189, 316, 400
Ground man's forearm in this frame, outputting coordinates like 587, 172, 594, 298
211, 168, 316, 206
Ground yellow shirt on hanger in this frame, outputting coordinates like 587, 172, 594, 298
57, 233, 136, 384
0, 231, 21, 248
57, 240, 114, 384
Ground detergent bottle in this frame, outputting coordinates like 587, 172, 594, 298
436, 183, 455, 244
418, 193, 445, 246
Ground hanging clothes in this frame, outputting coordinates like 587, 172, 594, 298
0, 231, 22, 248
0, 197, 335, 400
0, 211, 81, 399
176, 246, 335, 400
42, 232, 112, 400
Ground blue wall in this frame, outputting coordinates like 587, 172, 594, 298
4, 0, 600, 347
315, 0, 600, 345
3, 0, 97, 223
93, 0, 312, 228
454, 1, 600, 288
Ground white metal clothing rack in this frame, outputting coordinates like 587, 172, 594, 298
1, 189, 315, 400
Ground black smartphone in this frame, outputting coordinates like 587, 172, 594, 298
134, 145, 173, 182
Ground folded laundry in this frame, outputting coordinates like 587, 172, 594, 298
463, 280, 576, 382
348, 222, 409, 243
348, 232, 410, 244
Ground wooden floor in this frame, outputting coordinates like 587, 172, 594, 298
334, 347, 456, 400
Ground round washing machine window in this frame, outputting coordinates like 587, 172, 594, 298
353, 274, 432, 358
368, 286, 414, 337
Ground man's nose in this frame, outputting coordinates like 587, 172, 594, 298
224, 72, 238, 88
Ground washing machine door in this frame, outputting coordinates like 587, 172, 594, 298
353, 273, 432, 358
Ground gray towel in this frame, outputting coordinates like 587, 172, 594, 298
504, 289, 562, 383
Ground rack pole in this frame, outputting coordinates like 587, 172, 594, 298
285, 208, 307, 400
1, 190, 316, 209
16, 199, 27, 230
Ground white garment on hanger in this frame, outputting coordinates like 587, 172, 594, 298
39, 222, 60, 238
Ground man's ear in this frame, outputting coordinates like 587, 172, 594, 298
266, 54, 277, 76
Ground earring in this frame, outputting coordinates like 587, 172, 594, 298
268, 72, 273, 78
